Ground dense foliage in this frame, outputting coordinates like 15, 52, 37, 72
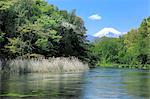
91, 17, 150, 69
0, 0, 149, 69
0, 0, 96, 66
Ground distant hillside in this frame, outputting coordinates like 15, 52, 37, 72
86, 35, 98, 42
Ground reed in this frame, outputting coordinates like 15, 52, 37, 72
6, 57, 89, 73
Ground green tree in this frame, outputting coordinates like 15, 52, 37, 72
91, 17, 150, 68
0, 0, 94, 66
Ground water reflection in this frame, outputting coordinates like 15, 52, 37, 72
81, 68, 126, 99
122, 70, 150, 98
0, 68, 150, 99
81, 68, 150, 99
0, 72, 85, 99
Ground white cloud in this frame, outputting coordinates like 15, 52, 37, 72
93, 27, 126, 38
88, 14, 102, 20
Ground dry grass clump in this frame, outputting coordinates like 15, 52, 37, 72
7, 57, 89, 73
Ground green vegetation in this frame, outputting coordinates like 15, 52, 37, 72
0, 0, 97, 70
91, 17, 150, 69
0, 0, 149, 70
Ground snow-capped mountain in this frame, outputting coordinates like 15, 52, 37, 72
94, 28, 125, 38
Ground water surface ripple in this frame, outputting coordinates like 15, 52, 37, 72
0, 68, 150, 99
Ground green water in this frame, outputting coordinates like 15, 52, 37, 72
0, 68, 150, 99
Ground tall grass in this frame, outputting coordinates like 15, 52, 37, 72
6, 57, 89, 73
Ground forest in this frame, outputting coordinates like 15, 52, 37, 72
0, 0, 97, 68
91, 17, 150, 69
0, 0, 150, 70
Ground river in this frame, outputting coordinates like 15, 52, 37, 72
0, 67, 150, 99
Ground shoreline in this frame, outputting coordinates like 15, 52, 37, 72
97, 63, 150, 70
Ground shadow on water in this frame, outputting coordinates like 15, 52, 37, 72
0, 72, 85, 99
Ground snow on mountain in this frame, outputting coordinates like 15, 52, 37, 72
93, 28, 125, 38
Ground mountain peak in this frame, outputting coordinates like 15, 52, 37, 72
94, 27, 123, 38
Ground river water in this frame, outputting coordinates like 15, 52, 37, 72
0, 67, 150, 99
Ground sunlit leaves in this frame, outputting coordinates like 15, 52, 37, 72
5, 38, 27, 55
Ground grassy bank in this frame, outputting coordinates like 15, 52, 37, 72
1, 57, 89, 73
97, 63, 150, 69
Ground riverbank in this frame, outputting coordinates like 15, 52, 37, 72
0, 57, 89, 73
97, 63, 150, 69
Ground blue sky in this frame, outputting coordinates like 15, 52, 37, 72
46, 0, 150, 36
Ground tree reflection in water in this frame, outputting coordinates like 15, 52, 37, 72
122, 70, 150, 98
0, 72, 85, 99
0, 68, 150, 99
